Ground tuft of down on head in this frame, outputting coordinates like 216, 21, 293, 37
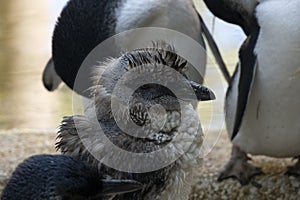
88, 41, 214, 117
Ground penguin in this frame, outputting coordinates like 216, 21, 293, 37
1, 154, 143, 200
203, 0, 300, 184
56, 42, 216, 199
42, 0, 229, 96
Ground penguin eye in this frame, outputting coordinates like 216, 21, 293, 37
140, 85, 150, 90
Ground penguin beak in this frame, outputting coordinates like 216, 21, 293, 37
101, 179, 143, 196
189, 81, 216, 101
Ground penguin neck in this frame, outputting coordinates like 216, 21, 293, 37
204, 0, 258, 35
232, 0, 257, 14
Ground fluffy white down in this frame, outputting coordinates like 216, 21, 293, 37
82, 102, 204, 200
159, 104, 203, 200
232, 0, 300, 157
86, 60, 204, 199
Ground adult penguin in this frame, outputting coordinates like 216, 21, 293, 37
204, 0, 300, 184
42, 0, 229, 96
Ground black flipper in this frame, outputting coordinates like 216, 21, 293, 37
101, 179, 143, 196
198, 13, 231, 83
231, 19, 260, 140
42, 57, 62, 91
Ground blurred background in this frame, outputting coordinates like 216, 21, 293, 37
0, 0, 70, 131
0, 0, 246, 133
2, 2, 299, 198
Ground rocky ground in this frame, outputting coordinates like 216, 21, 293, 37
0, 130, 299, 199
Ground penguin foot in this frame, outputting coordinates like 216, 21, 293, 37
218, 146, 263, 185
286, 157, 300, 176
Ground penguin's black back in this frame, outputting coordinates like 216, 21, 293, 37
1, 154, 102, 200
53, 0, 121, 96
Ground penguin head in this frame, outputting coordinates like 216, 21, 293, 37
85, 42, 215, 147
86, 43, 215, 132
1, 154, 143, 200
90, 42, 215, 116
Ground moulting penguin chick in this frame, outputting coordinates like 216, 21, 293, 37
1, 154, 143, 200
56, 43, 215, 200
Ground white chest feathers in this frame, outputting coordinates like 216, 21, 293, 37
230, 0, 300, 157
115, 0, 201, 41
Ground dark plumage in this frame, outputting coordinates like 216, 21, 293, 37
203, 0, 258, 35
1, 154, 143, 200
52, 0, 121, 96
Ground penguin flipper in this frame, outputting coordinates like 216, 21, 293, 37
100, 179, 143, 196
62, 178, 143, 197
198, 13, 230, 84
231, 20, 260, 140
42, 57, 62, 91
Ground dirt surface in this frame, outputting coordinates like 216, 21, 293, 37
0, 130, 299, 199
